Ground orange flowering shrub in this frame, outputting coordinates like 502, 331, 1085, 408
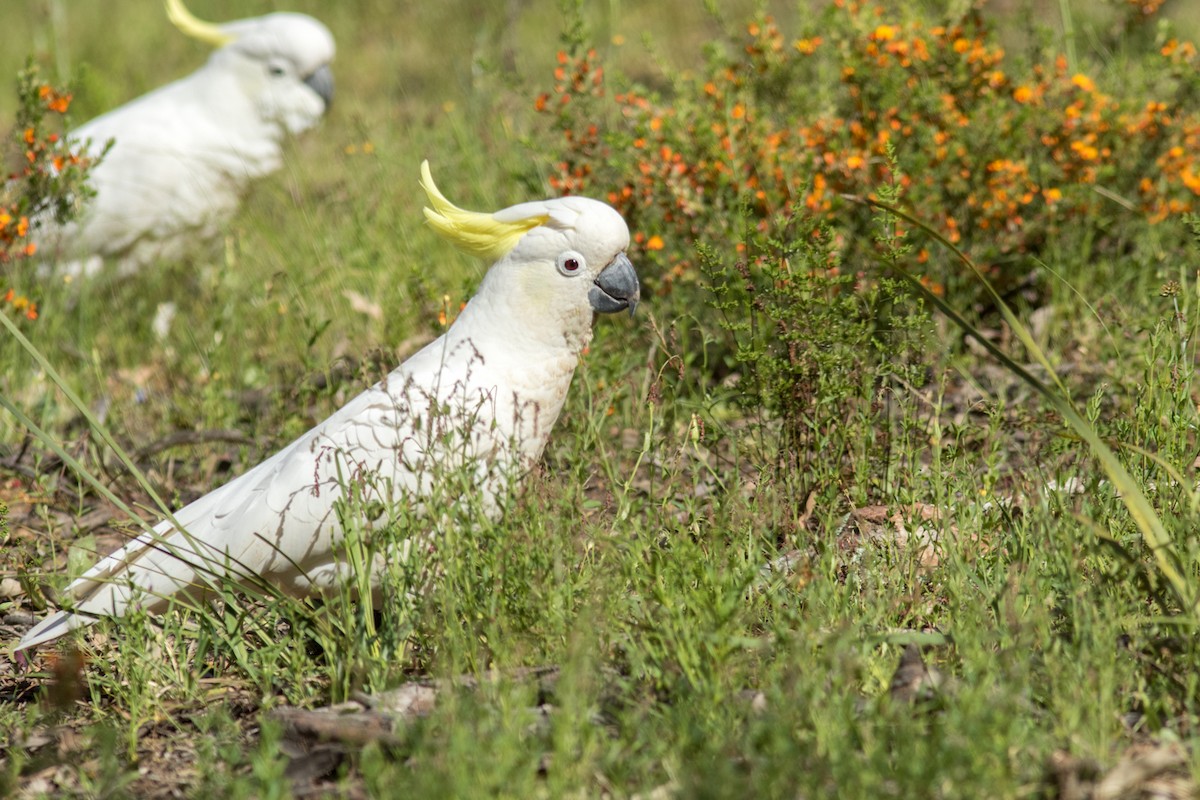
537, 3, 1200, 298
2, 63, 98, 320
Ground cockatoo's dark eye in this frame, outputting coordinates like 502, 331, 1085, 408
268, 63, 286, 77
556, 250, 587, 277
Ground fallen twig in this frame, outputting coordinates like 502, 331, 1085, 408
134, 428, 254, 459
271, 666, 562, 748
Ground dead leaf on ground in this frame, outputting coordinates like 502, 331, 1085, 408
838, 503, 977, 568
1048, 741, 1194, 800
888, 643, 949, 704
342, 289, 383, 321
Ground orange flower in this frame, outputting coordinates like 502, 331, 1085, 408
646, 235, 665, 251
794, 37, 821, 55
805, 173, 828, 211
1181, 166, 1200, 195
872, 25, 897, 42
1070, 73, 1095, 92
1012, 85, 1033, 103
919, 275, 945, 296
1070, 141, 1099, 160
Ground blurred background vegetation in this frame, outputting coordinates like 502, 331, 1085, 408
6, 0, 1200, 796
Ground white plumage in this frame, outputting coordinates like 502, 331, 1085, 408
32, 1, 335, 275
16, 161, 640, 652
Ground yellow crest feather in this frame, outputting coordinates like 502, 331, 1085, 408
166, 0, 234, 48
420, 161, 547, 262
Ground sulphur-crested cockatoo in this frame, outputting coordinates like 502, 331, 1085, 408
15, 161, 640, 652
32, 0, 335, 276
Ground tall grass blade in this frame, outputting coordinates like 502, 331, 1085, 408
850, 196, 1197, 617
0, 310, 289, 619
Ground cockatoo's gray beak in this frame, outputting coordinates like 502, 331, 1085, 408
304, 64, 334, 110
589, 252, 640, 317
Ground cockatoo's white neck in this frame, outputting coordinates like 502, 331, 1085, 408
450, 264, 596, 362
431, 264, 594, 467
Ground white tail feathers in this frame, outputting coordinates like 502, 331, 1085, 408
15, 610, 95, 653
14, 525, 234, 652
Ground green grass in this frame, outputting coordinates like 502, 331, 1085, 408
4, 0, 1200, 797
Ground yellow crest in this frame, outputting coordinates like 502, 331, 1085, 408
420, 161, 547, 262
166, 0, 234, 48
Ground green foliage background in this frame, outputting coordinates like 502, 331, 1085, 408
3, 0, 1200, 797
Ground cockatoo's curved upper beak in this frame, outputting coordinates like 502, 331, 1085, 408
304, 65, 335, 110
589, 252, 640, 317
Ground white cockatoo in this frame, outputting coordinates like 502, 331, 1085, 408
31, 0, 335, 276
15, 161, 641, 652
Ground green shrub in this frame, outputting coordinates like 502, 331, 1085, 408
701, 200, 930, 512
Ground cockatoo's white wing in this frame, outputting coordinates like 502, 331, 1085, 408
32, 2, 335, 274
16, 161, 640, 653
18, 336, 472, 650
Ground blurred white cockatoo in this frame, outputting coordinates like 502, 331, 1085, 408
32, 0, 335, 276
16, 161, 641, 652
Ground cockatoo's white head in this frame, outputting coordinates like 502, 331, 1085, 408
166, 0, 335, 135
420, 161, 640, 350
